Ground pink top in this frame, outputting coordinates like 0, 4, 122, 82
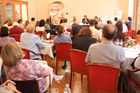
4, 59, 47, 92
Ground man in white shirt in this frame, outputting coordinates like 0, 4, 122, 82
89, 19, 102, 42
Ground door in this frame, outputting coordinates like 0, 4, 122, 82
0, 0, 4, 28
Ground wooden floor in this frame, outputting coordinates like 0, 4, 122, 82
45, 56, 140, 93
46, 56, 88, 93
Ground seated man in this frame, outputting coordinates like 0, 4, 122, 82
85, 24, 125, 68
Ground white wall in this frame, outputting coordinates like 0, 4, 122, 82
28, 0, 129, 23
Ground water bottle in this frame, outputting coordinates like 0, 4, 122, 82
64, 84, 71, 93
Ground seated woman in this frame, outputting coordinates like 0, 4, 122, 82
1, 42, 63, 93
21, 24, 45, 60
72, 27, 96, 52
53, 25, 72, 69
114, 21, 125, 42
0, 26, 16, 47
0, 57, 20, 93
53, 25, 72, 44
36, 19, 45, 32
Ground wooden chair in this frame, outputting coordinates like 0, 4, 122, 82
13, 79, 40, 93
127, 68, 140, 93
87, 63, 124, 93
21, 48, 45, 60
12, 76, 51, 93
70, 49, 88, 88
9, 34, 21, 42
55, 42, 72, 74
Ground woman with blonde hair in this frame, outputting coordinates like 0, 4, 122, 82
72, 27, 96, 52
1, 42, 63, 93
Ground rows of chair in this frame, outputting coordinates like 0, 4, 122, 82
55, 42, 140, 93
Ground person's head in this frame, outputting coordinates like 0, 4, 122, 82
88, 19, 96, 26
56, 25, 64, 36
115, 21, 123, 39
46, 18, 51, 23
107, 20, 112, 24
17, 19, 22, 24
84, 15, 87, 18
35, 21, 40, 27
7, 19, 13, 26
103, 24, 117, 40
1, 42, 24, 67
128, 16, 132, 22
39, 19, 45, 27
79, 27, 92, 37
26, 24, 35, 33
64, 18, 67, 23
114, 17, 118, 22
31, 17, 35, 21
0, 26, 9, 37
24, 20, 29, 28
94, 16, 98, 20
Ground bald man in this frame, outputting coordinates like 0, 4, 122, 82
85, 24, 125, 68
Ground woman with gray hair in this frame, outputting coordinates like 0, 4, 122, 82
20, 24, 45, 60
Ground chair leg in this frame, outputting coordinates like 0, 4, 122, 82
56, 60, 58, 75
127, 78, 130, 93
81, 74, 83, 81
70, 71, 73, 88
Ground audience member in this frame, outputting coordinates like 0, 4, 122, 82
0, 59, 20, 93
21, 24, 45, 60
82, 15, 89, 24
3, 19, 13, 29
1, 42, 63, 93
72, 27, 96, 52
114, 17, 118, 24
0, 26, 16, 47
125, 16, 132, 28
30, 17, 36, 26
53, 25, 72, 69
85, 24, 125, 68
9, 22, 24, 35
17, 19, 23, 29
114, 21, 125, 41
23, 20, 29, 30
89, 19, 102, 42
107, 20, 112, 24
70, 24, 83, 40
36, 19, 45, 32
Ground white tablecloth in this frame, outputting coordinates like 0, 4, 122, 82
124, 48, 140, 69
40, 40, 54, 58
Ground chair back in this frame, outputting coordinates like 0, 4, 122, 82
128, 27, 132, 31
70, 49, 87, 74
35, 31, 44, 38
55, 42, 72, 60
22, 48, 30, 59
87, 63, 123, 93
13, 79, 40, 93
9, 34, 20, 42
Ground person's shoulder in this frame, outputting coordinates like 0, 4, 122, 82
114, 45, 124, 52
89, 43, 100, 49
